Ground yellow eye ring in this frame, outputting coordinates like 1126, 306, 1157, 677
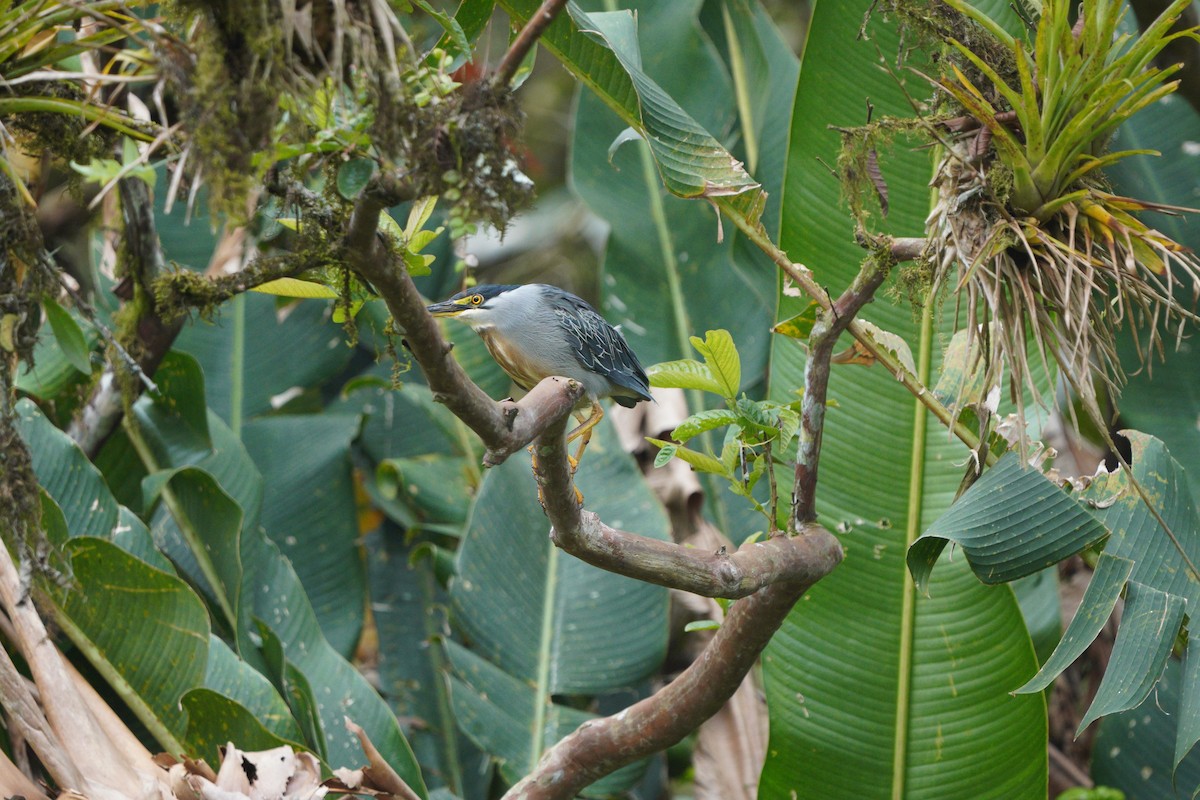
471, 294, 484, 305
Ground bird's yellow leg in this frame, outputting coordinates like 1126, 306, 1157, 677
566, 401, 604, 473
528, 443, 584, 507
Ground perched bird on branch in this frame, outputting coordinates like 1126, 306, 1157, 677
426, 283, 652, 468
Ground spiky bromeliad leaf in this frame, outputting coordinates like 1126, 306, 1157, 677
923, 0, 1200, 429
761, 2, 1047, 797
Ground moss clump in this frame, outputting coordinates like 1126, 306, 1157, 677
0, 177, 51, 367
0, 176, 49, 555
869, 0, 1020, 97
0, 419, 41, 549
834, 115, 928, 228
377, 67, 534, 236
890, 258, 934, 309
161, 0, 293, 218
4, 81, 115, 172
149, 269, 226, 324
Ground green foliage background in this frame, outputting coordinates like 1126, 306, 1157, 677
7, 1, 1200, 799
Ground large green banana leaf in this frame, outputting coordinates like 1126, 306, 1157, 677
497, 0, 1048, 795
446, 420, 669, 794
1092, 20, 1200, 788
568, 0, 800, 540
759, 2, 1047, 797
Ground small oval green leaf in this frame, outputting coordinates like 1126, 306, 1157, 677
653, 443, 676, 468
42, 294, 92, 374
671, 409, 739, 443
690, 329, 741, 399
684, 620, 721, 632
647, 437, 727, 475
252, 278, 338, 299
336, 157, 377, 199
646, 358, 722, 394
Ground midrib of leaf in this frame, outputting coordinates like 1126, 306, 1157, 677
229, 294, 246, 437
53, 601, 189, 756
0, 97, 152, 141
425, 567, 464, 795
636, 140, 736, 530
593, 0, 732, 529
893, 301, 934, 798
721, 2, 758, 173
635, 141, 693, 371
593, 0, 694, 368
123, 421, 238, 631
532, 544, 559, 767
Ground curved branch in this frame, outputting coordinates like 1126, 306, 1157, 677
346, 182, 845, 598
345, 189, 588, 459
534, 412, 840, 597
501, 544, 839, 800
504, 213, 903, 798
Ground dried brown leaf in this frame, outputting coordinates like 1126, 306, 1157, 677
682, 527, 766, 800
342, 719, 421, 800
0, 747, 49, 800
185, 743, 326, 800
866, 148, 888, 217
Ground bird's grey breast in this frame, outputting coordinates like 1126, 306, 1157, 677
487, 285, 599, 391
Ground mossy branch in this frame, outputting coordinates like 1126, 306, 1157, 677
150, 250, 339, 322
68, 177, 179, 457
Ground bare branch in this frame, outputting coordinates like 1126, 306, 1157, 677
733, 217, 987, 460
794, 244, 892, 524
887, 236, 926, 262
492, 0, 570, 89
533, 412, 841, 597
501, 547, 838, 800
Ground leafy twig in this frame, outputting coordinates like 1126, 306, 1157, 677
734, 218, 988, 461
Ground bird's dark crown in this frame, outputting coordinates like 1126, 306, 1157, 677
447, 284, 520, 303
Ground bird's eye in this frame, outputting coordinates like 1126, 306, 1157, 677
471, 294, 484, 306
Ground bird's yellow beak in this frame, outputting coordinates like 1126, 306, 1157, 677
426, 299, 468, 318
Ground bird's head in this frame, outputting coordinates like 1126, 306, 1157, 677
425, 284, 521, 329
